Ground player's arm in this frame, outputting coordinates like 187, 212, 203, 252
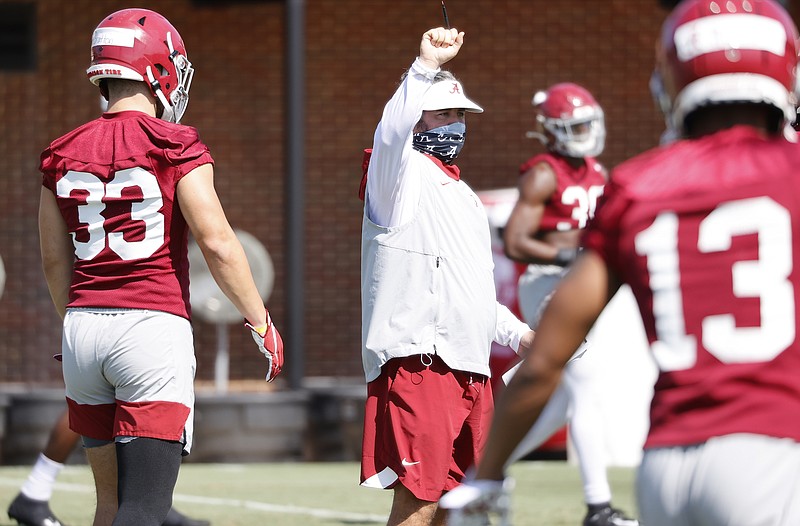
502, 162, 559, 264
178, 163, 283, 380
476, 249, 620, 479
177, 164, 267, 326
38, 187, 73, 320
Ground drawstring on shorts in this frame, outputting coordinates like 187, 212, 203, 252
420, 353, 433, 368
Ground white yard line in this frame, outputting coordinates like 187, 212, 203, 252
0, 477, 388, 523
172, 493, 387, 522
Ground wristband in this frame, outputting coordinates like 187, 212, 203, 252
250, 323, 268, 336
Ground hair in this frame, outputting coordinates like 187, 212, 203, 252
399, 68, 459, 85
104, 78, 150, 99
101, 78, 162, 117
433, 70, 457, 84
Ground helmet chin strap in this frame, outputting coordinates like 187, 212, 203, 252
525, 130, 548, 144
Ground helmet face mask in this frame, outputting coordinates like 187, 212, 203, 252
533, 83, 606, 158
654, 0, 800, 136
144, 30, 194, 123
87, 8, 194, 123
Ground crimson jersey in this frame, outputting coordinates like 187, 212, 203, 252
40, 111, 214, 320
520, 152, 606, 233
583, 126, 800, 448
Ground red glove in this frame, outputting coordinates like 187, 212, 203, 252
245, 311, 284, 382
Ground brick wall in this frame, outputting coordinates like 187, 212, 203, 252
0, 0, 771, 385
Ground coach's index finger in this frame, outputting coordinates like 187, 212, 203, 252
419, 27, 465, 70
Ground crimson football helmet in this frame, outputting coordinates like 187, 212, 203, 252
652, 0, 799, 134
87, 8, 194, 123
530, 83, 606, 158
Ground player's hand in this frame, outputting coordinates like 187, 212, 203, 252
554, 247, 580, 266
245, 310, 284, 382
419, 27, 464, 70
439, 477, 515, 526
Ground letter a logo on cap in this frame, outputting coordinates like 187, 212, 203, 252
421, 80, 483, 113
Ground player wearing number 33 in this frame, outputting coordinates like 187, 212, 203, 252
36, 8, 283, 525
441, 1, 800, 525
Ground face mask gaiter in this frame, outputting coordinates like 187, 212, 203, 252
412, 122, 466, 164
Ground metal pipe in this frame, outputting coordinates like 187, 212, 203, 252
285, 0, 306, 389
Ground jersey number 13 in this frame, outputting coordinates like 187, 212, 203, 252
634, 196, 794, 371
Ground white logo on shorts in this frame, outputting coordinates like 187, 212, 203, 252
401, 458, 421, 466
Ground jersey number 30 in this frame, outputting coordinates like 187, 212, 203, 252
560, 185, 604, 230
57, 168, 165, 261
635, 196, 795, 371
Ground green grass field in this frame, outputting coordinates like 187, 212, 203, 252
0, 461, 639, 525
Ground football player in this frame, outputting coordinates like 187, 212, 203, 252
500, 83, 638, 526
441, 1, 800, 525
37, 8, 282, 525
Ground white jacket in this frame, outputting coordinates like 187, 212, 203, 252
360, 58, 528, 382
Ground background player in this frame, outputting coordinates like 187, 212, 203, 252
501, 83, 637, 526
37, 8, 282, 525
441, 1, 800, 525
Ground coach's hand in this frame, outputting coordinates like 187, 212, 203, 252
245, 310, 284, 382
419, 27, 464, 70
517, 329, 536, 360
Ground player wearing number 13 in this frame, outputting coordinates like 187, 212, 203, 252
441, 1, 800, 525
37, 8, 283, 526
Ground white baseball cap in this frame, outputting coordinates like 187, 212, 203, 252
422, 79, 484, 113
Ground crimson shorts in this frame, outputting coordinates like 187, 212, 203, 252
61, 308, 196, 454
360, 354, 493, 502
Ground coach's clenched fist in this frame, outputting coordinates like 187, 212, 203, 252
418, 27, 464, 70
